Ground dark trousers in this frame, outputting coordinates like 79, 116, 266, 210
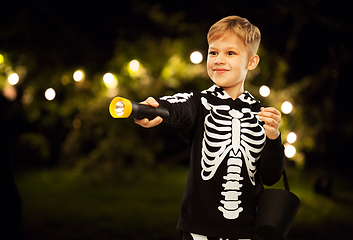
180, 231, 258, 240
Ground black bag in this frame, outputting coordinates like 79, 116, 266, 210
256, 170, 301, 240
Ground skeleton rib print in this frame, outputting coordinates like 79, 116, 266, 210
200, 96, 266, 220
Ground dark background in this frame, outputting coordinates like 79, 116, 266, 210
2, 0, 352, 170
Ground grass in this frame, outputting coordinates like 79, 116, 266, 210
15, 166, 188, 240
14, 166, 353, 240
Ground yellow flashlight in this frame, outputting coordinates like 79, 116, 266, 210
109, 97, 169, 121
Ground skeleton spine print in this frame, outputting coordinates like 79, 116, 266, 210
201, 96, 266, 220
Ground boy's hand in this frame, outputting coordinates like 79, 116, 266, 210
134, 97, 163, 128
258, 107, 281, 140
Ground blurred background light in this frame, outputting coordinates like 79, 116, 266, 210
72, 118, 81, 129
103, 73, 118, 89
45, 88, 56, 101
3, 85, 17, 100
8, 73, 19, 85
61, 75, 70, 85
129, 60, 140, 72
287, 132, 297, 144
73, 70, 84, 82
103, 72, 114, 84
190, 51, 203, 64
284, 143, 296, 158
281, 101, 293, 114
0, 53, 4, 66
259, 85, 270, 97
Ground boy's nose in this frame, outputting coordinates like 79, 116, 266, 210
215, 55, 225, 64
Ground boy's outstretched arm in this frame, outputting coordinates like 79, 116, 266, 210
134, 97, 164, 128
258, 107, 281, 140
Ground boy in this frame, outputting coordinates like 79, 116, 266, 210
135, 16, 284, 240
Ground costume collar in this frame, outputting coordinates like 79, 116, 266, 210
202, 85, 258, 105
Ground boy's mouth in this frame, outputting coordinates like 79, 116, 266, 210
214, 68, 229, 74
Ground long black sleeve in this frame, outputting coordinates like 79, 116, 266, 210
157, 92, 200, 144
258, 134, 285, 186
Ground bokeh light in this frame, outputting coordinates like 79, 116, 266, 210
281, 101, 293, 114
3, 85, 17, 101
129, 60, 140, 72
284, 143, 296, 158
259, 85, 270, 97
190, 51, 203, 64
103, 73, 118, 88
8, 73, 19, 85
0, 53, 4, 66
287, 132, 297, 144
73, 70, 84, 82
45, 88, 56, 101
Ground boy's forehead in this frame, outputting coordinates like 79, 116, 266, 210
208, 33, 246, 48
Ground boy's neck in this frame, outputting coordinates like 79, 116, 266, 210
222, 83, 245, 100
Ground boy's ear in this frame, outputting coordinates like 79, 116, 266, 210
248, 54, 260, 70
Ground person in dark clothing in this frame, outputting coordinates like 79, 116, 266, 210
135, 16, 285, 240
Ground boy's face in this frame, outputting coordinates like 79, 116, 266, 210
207, 33, 257, 98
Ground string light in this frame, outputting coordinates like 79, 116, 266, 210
259, 85, 270, 97
129, 60, 140, 72
103, 73, 118, 88
281, 101, 293, 114
284, 143, 296, 158
73, 70, 84, 82
8, 73, 19, 85
190, 51, 203, 64
287, 132, 297, 144
45, 88, 56, 101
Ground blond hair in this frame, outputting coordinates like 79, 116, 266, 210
207, 16, 261, 55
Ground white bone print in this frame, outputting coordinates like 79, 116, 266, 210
201, 97, 266, 219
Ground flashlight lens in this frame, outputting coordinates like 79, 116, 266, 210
115, 101, 125, 116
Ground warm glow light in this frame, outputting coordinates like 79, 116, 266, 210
284, 143, 296, 158
103, 73, 118, 88
0, 54, 4, 64
129, 60, 140, 72
45, 88, 56, 101
103, 73, 114, 84
259, 85, 270, 97
287, 132, 297, 144
8, 73, 19, 85
73, 70, 84, 82
190, 51, 203, 64
3, 85, 17, 101
281, 101, 293, 114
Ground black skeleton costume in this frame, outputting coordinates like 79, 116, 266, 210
158, 85, 285, 239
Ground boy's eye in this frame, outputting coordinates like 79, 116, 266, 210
209, 51, 217, 55
228, 51, 236, 55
